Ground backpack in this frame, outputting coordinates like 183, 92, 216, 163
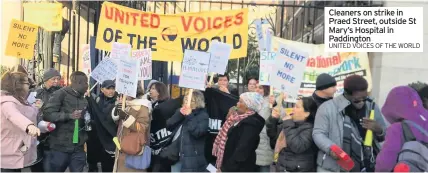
396, 120, 428, 172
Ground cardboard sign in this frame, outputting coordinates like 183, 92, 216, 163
5, 19, 38, 59
23, 2, 62, 31
179, 50, 210, 91
80, 44, 91, 75
131, 49, 152, 80
96, 2, 248, 61
271, 44, 309, 102
116, 58, 139, 98
259, 51, 276, 85
111, 42, 131, 59
90, 58, 118, 84
207, 41, 232, 74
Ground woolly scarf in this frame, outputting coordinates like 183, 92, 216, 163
212, 110, 254, 169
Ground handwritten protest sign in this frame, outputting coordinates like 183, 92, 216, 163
271, 44, 309, 102
80, 44, 91, 75
116, 58, 139, 98
90, 58, 117, 84
254, 19, 265, 52
259, 51, 276, 85
5, 19, 38, 59
179, 50, 210, 91
131, 49, 152, 80
111, 42, 131, 59
23, 2, 62, 31
208, 41, 232, 74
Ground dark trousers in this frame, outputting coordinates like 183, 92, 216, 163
87, 133, 115, 172
48, 150, 86, 172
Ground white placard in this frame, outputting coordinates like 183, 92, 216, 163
271, 44, 309, 102
90, 58, 118, 84
265, 29, 272, 52
131, 49, 152, 80
325, 7, 423, 52
179, 50, 210, 91
254, 19, 265, 52
116, 58, 140, 98
208, 40, 232, 74
259, 51, 276, 85
111, 42, 131, 59
81, 44, 91, 75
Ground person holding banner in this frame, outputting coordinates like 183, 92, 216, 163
86, 80, 118, 172
209, 74, 239, 97
313, 75, 386, 172
111, 81, 151, 172
166, 90, 209, 172
269, 97, 318, 172
254, 84, 276, 172
0, 71, 40, 172
42, 71, 89, 172
213, 92, 265, 172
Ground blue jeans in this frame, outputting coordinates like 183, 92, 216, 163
171, 161, 182, 172
48, 150, 86, 172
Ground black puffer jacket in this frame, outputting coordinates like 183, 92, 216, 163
166, 108, 209, 172
42, 87, 88, 152
35, 85, 61, 104
272, 119, 317, 172
221, 113, 265, 172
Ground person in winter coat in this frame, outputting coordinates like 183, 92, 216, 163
86, 80, 118, 172
254, 84, 275, 172
1, 71, 41, 172
42, 71, 89, 172
375, 86, 428, 172
111, 81, 151, 172
312, 75, 387, 172
166, 90, 209, 172
147, 81, 176, 172
312, 73, 337, 107
269, 97, 318, 172
213, 92, 266, 172
33, 68, 61, 172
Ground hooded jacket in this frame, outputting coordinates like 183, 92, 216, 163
220, 113, 265, 172
1, 92, 38, 169
375, 86, 428, 172
42, 87, 88, 152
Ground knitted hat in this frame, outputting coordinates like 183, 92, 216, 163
240, 92, 264, 113
43, 68, 61, 82
316, 73, 337, 90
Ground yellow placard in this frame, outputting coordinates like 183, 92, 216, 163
5, 19, 38, 60
96, 2, 248, 62
23, 2, 62, 31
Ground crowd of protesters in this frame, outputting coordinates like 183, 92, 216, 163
1, 65, 428, 172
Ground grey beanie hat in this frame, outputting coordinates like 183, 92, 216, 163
316, 73, 337, 90
43, 68, 61, 82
